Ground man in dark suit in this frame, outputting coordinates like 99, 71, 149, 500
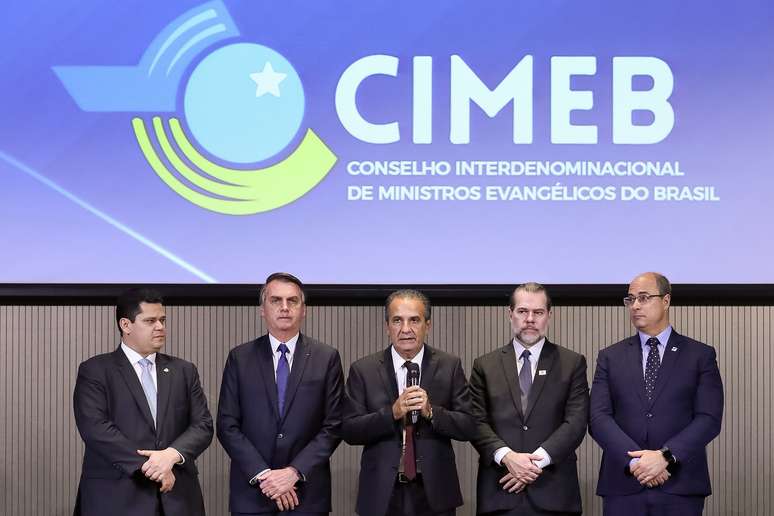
590, 272, 724, 516
217, 272, 344, 515
73, 288, 213, 515
470, 282, 589, 516
342, 289, 476, 516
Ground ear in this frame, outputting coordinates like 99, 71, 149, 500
119, 317, 132, 334
662, 293, 671, 309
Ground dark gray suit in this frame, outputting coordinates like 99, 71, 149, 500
342, 345, 476, 516
470, 340, 589, 515
73, 347, 213, 516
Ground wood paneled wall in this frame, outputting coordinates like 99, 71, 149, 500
1, 304, 771, 515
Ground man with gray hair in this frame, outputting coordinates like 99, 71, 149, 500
342, 289, 475, 516
470, 282, 589, 516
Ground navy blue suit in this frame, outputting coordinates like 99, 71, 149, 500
590, 330, 723, 505
217, 334, 343, 514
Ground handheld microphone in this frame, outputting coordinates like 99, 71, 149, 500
406, 362, 421, 425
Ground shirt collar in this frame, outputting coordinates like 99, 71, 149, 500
120, 341, 156, 365
512, 337, 546, 361
391, 344, 425, 374
268, 332, 300, 355
638, 325, 672, 349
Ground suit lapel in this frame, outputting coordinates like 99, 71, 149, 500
280, 334, 311, 423
112, 348, 156, 432
524, 340, 557, 421
419, 344, 438, 391
379, 348, 399, 400
499, 342, 525, 421
627, 336, 649, 408
255, 336, 281, 421
155, 354, 171, 436
649, 330, 682, 407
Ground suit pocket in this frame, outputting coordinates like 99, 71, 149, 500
82, 466, 123, 479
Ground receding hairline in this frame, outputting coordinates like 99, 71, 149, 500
630, 272, 672, 296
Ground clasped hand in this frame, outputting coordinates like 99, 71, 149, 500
137, 448, 180, 493
628, 450, 670, 487
259, 467, 301, 512
499, 451, 544, 493
392, 385, 431, 420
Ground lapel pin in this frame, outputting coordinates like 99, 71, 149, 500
538, 370, 547, 376
163, 367, 170, 373
671, 347, 678, 352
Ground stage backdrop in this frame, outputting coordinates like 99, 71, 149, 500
2, 0, 774, 284
1, 302, 771, 515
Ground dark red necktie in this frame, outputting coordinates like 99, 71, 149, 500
403, 423, 417, 480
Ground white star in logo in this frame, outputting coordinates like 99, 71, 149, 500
249, 62, 287, 98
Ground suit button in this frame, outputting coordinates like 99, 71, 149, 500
646, 413, 653, 418
523, 425, 529, 431
277, 433, 284, 439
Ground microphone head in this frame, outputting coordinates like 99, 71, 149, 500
407, 362, 420, 385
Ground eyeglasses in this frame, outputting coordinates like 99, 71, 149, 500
623, 293, 665, 306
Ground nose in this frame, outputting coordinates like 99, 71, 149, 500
400, 320, 412, 333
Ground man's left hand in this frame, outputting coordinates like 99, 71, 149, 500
628, 450, 668, 485
138, 448, 182, 482
259, 467, 300, 499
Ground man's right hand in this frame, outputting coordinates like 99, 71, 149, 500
273, 488, 299, 511
158, 470, 176, 493
501, 451, 543, 484
392, 385, 427, 420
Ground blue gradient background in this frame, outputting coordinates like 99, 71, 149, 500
1, 0, 773, 283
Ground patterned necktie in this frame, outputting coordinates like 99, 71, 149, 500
518, 349, 532, 412
276, 343, 290, 416
644, 337, 661, 401
138, 358, 157, 426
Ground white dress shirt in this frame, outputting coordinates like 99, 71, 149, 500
493, 337, 552, 469
121, 341, 157, 389
268, 332, 299, 379
391, 345, 425, 393
120, 342, 184, 464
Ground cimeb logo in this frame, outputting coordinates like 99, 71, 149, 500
54, 1, 336, 215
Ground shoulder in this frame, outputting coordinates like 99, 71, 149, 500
78, 349, 119, 373
300, 334, 340, 358
548, 341, 585, 359
671, 332, 716, 357
472, 344, 510, 369
597, 336, 637, 359
228, 336, 265, 359
427, 346, 462, 365
349, 349, 386, 373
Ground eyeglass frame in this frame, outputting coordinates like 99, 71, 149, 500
623, 293, 667, 307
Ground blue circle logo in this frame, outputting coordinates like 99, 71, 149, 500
184, 43, 305, 164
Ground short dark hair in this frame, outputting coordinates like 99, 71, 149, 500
384, 289, 431, 322
509, 282, 552, 311
260, 272, 306, 305
116, 288, 164, 334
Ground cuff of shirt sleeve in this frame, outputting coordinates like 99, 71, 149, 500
493, 446, 513, 466
170, 448, 185, 465
249, 468, 271, 486
532, 447, 551, 468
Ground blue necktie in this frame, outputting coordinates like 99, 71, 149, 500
645, 337, 661, 401
138, 358, 157, 426
518, 349, 532, 412
276, 343, 290, 416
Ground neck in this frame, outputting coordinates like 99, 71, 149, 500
270, 330, 298, 342
642, 322, 669, 337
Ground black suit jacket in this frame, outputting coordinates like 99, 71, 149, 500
590, 331, 723, 497
342, 345, 476, 516
470, 340, 589, 515
73, 347, 213, 516
216, 333, 344, 514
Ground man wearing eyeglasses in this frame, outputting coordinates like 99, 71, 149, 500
469, 282, 589, 516
590, 272, 724, 516
217, 272, 344, 515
